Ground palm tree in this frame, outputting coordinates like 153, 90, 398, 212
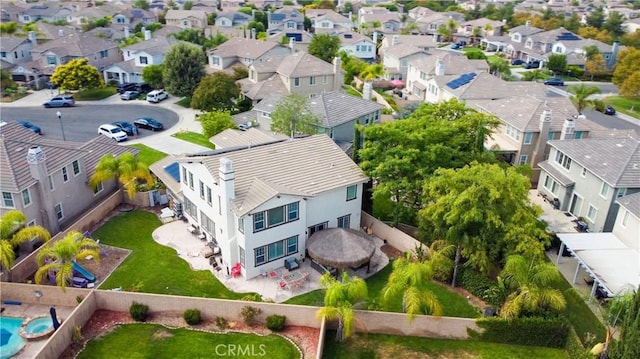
359, 63, 384, 81
567, 83, 602, 114
499, 255, 566, 318
34, 231, 100, 291
90, 152, 154, 199
1, 210, 51, 271
382, 251, 443, 322
316, 272, 367, 342
490, 58, 512, 79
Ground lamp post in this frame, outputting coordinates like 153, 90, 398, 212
56, 111, 66, 141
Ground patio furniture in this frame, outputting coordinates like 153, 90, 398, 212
268, 269, 279, 279
284, 257, 299, 271
198, 232, 206, 241
187, 224, 198, 234
201, 247, 214, 258
231, 263, 242, 277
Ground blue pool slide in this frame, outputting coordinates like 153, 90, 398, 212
72, 262, 95, 282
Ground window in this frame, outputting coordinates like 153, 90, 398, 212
294, 77, 300, 87
255, 247, 266, 266
188, 172, 194, 190
267, 206, 285, 227
22, 189, 31, 206
288, 202, 299, 221
287, 236, 298, 254
239, 247, 245, 267
2, 192, 14, 207
54, 203, 64, 221
254, 236, 299, 266
519, 154, 528, 165
506, 124, 522, 141
72, 160, 80, 175
93, 181, 103, 194
346, 185, 357, 201
337, 214, 351, 228
140, 56, 148, 65
600, 182, 609, 198
48, 176, 55, 191
622, 210, 630, 227
238, 217, 244, 233
206, 186, 212, 205
200, 211, 215, 236
547, 131, 554, 140
587, 205, 597, 222
183, 197, 198, 218
100, 50, 108, 58
543, 175, 558, 195
268, 241, 285, 261
116, 17, 125, 24
309, 76, 316, 85
199, 181, 205, 199
182, 166, 187, 182
581, 168, 587, 177
523, 132, 533, 144
62, 167, 69, 182
212, 56, 220, 65
218, 195, 222, 215
574, 131, 583, 139
616, 188, 627, 198
308, 222, 328, 237
555, 151, 572, 170
253, 212, 265, 231
47, 56, 56, 65
323, 75, 328, 84
183, 20, 188, 26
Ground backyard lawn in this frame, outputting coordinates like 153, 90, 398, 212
77, 324, 299, 359
322, 332, 568, 359
128, 144, 168, 166
171, 131, 215, 149
96, 211, 246, 299
285, 262, 479, 318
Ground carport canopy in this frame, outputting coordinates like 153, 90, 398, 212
557, 233, 640, 296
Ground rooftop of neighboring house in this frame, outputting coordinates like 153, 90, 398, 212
217, 11, 253, 21
31, 31, 118, 56
412, 11, 465, 25
383, 43, 427, 59
360, 12, 402, 24
435, 72, 548, 100
239, 74, 289, 100
0, 37, 31, 52
0, 122, 137, 192
210, 127, 287, 148
557, 38, 615, 54
164, 9, 208, 21
73, 3, 123, 20
275, 51, 334, 77
381, 34, 436, 49
124, 35, 183, 56
460, 18, 504, 29
508, 23, 545, 37
617, 192, 640, 218
306, 9, 351, 23
337, 32, 373, 45
548, 137, 640, 188
527, 27, 581, 44
410, 52, 489, 76
207, 38, 285, 60
181, 134, 369, 216
270, 7, 304, 22
408, 6, 436, 19
21, 4, 71, 16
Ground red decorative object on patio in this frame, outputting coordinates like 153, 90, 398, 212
231, 263, 241, 277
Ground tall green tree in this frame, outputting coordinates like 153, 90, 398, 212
359, 63, 384, 81
499, 255, 566, 318
609, 290, 640, 359
382, 252, 443, 322
308, 34, 341, 63
199, 110, 237, 138
316, 272, 367, 342
90, 152, 154, 199
489, 58, 511, 79
602, 12, 625, 38
0, 22, 18, 35
142, 64, 164, 89
1, 210, 51, 271
613, 48, 640, 98
190, 72, 240, 112
34, 231, 100, 291
546, 53, 567, 74
51, 58, 104, 90
359, 100, 499, 226
567, 83, 602, 114
419, 163, 548, 286
162, 43, 206, 97
270, 94, 320, 138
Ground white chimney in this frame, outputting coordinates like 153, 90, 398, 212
289, 37, 295, 53
432, 32, 438, 43
525, 20, 531, 28
391, 35, 398, 46
333, 56, 343, 89
58, 29, 65, 37
435, 58, 445, 75
26, 146, 59, 233
251, 27, 256, 40
532, 108, 552, 165
219, 157, 235, 200
560, 118, 575, 140
372, 31, 378, 45
362, 81, 373, 100
144, 30, 151, 40
124, 27, 130, 38
28, 31, 37, 45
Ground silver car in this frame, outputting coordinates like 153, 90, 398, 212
121, 91, 140, 100
43, 95, 75, 108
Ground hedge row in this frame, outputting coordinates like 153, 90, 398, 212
469, 317, 570, 348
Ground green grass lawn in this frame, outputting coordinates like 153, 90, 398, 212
285, 262, 478, 318
603, 96, 640, 119
77, 324, 299, 359
176, 97, 191, 108
74, 87, 117, 101
346, 86, 362, 98
96, 211, 246, 299
322, 332, 567, 359
128, 144, 168, 166
171, 131, 215, 149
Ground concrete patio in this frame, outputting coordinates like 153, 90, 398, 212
529, 190, 580, 233
152, 220, 390, 303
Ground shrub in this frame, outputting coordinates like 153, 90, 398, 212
129, 302, 149, 322
72, 325, 83, 345
266, 314, 286, 331
215, 316, 228, 330
468, 317, 570, 348
183, 309, 202, 325
240, 305, 263, 326
75, 295, 84, 304
458, 266, 495, 300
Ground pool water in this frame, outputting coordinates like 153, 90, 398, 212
24, 317, 53, 335
0, 316, 26, 359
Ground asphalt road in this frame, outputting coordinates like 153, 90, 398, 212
580, 108, 639, 131
1, 104, 179, 142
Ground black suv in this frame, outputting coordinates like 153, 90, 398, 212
524, 61, 541, 69
135, 83, 153, 93
116, 83, 137, 94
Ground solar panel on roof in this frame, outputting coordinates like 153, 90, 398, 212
286, 33, 302, 42
344, 34, 353, 38
164, 162, 181, 183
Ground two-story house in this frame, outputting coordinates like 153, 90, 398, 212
112, 9, 157, 27
505, 21, 545, 60
19, 5, 71, 24
338, 32, 376, 62
165, 10, 209, 30
246, 91, 383, 144
379, 34, 435, 57
358, 8, 402, 34
69, 3, 120, 26
551, 38, 621, 69
410, 11, 465, 37
239, 52, 343, 102
267, 7, 305, 34
306, 9, 353, 33
177, 134, 369, 279
0, 122, 138, 235
215, 12, 253, 28
456, 18, 504, 44
537, 137, 640, 232
382, 44, 428, 81
0, 36, 35, 71
206, 38, 291, 72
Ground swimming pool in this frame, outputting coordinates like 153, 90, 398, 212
0, 316, 26, 359
20, 317, 54, 339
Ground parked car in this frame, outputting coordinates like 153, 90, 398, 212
134, 117, 164, 131
146, 89, 168, 103
544, 77, 565, 86
510, 59, 525, 66
17, 121, 42, 135
524, 61, 541, 69
116, 83, 137, 94
112, 121, 137, 136
43, 95, 74, 108
98, 124, 128, 142
120, 90, 140, 100
136, 83, 153, 93
597, 104, 616, 115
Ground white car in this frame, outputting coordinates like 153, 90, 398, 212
146, 89, 168, 103
98, 124, 128, 142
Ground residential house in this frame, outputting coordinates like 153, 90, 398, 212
406, 52, 489, 101
456, 18, 504, 44
112, 9, 157, 27
551, 38, 621, 69
0, 122, 138, 235
358, 8, 402, 34
267, 7, 305, 34
517, 27, 583, 63
247, 91, 383, 144
537, 137, 640, 232
206, 38, 291, 72
69, 3, 121, 26
1, 3, 28, 23
269, 30, 313, 53
165, 10, 209, 30
215, 11, 253, 28
605, 5, 640, 20
337, 32, 376, 62
239, 52, 343, 102
103, 34, 183, 84
505, 21, 545, 60
614, 192, 640, 252
407, 6, 436, 20
409, 11, 465, 37
0, 36, 35, 70
176, 135, 369, 279
210, 128, 286, 149
306, 9, 353, 33
379, 34, 436, 57
19, 5, 72, 24
382, 43, 428, 81
623, 17, 640, 33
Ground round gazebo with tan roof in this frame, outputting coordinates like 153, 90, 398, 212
306, 228, 376, 271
